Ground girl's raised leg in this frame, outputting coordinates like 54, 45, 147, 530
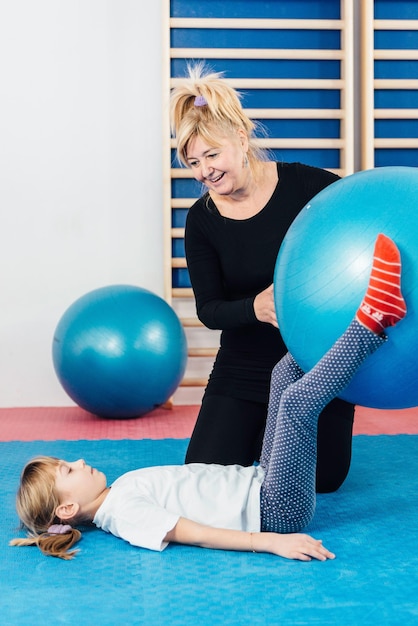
260, 234, 406, 534
260, 353, 304, 471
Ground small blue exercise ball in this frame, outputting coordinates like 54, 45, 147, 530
274, 166, 418, 409
52, 285, 188, 418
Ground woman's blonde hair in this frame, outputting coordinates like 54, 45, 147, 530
170, 63, 267, 169
9, 456, 82, 560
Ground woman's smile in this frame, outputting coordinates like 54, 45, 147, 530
207, 172, 224, 184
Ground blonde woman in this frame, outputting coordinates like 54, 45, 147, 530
171, 65, 354, 491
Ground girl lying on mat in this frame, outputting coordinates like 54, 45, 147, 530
10, 235, 406, 561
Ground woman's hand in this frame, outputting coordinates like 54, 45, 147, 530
253, 284, 278, 328
255, 532, 335, 562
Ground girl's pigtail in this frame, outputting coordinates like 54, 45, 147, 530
10, 527, 82, 560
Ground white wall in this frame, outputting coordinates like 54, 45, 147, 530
0, 1, 164, 407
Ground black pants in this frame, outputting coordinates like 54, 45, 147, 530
185, 395, 355, 493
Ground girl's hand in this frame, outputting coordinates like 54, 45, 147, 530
253, 284, 278, 328
165, 519, 334, 562
258, 532, 335, 561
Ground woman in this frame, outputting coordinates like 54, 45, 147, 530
170, 64, 354, 491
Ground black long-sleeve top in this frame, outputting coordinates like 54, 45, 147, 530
184, 162, 339, 404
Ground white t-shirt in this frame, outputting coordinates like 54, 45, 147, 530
93, 463, 265, 552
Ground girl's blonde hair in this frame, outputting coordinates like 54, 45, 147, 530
9, 456, 82, 560
170, 63, 267, 170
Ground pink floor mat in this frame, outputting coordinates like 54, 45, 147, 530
0, 404, 417, 442
0, 405, 199, 441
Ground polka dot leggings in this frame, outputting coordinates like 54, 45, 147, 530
259, 320, 385, 534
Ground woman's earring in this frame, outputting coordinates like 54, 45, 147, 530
243, 153, 249, 168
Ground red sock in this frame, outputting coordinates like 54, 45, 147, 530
356, 234, 406, 334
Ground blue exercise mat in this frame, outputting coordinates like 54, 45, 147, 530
2, 436, 418, 625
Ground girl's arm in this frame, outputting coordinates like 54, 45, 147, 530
164, 517, 335, 562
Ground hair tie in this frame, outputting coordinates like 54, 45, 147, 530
194, 95, 208, 107
47, 524, 72, 535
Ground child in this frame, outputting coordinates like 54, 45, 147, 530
10, 234, 406, 561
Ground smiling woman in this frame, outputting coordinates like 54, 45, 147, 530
185, 132, 279, 221
169, 64, 355, 492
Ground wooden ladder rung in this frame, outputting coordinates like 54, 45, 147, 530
180, 377, 208, 387
181, 317, 203, 327
188, 347, 218, 357
173, 288, 194, 298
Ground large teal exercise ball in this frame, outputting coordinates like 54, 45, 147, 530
274, 166, 418, 409
52, 285, 188, 418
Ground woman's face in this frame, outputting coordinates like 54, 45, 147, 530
185, 130, 249, 196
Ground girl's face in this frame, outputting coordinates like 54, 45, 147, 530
186, 131, 249, 196
55, 459, 107, 514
